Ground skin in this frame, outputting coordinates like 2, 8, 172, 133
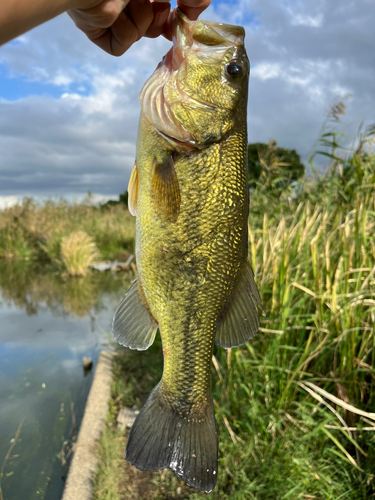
0, 0, 211, 55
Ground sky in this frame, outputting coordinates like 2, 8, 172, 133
0, 0, 374, 207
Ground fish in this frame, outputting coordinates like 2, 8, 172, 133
113, 8, 262, 493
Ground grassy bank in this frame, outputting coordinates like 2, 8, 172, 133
93, 126, 375, 499
0, 197, 135, 274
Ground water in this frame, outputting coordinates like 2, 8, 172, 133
0, 262, 131, 500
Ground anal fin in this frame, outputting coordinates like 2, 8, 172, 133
151, 154, 180, 223
216, 261, 264, 349
112, 277, 158, 350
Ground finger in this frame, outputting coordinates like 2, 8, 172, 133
177, 0, 211, 20
144, 1, 170, 39
161, 0, 210, 40
68, 0, 128, 31
126, 0, 154, 41
87, 10, 139, 56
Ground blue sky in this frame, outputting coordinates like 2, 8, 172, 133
0, 0, 259, 101
0, 63, 93, 100
0, 0, 374, 206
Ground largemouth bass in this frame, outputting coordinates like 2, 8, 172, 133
113, 8, 262, 493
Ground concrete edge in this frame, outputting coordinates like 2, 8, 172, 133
62, 350, 115, 500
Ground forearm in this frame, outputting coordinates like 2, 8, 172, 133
0, 0, 211, 56
0, 0, 77, 46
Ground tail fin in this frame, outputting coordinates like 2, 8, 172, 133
126, 384, 218, 492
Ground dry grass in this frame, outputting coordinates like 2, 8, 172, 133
0, 199, 135, 267
61, 231, 99, 276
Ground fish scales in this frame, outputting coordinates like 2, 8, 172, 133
138, 117, 248, 409
113, 8, 262, 493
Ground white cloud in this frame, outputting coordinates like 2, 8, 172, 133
0, 0, 374, 200
50, 72, 74, 87
252, 62, 281, 80
0, 196, 20, 209
70, 69, 137, 116
0, 193, 118, 209
289, 12, 323, 28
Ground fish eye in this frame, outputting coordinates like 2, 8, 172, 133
225, 60, 244, 79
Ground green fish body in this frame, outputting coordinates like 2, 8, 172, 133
113, 9, 262, 492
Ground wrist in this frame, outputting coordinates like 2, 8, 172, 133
0, 0, 77, 46
67, 0, 102, 11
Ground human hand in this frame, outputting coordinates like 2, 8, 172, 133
160, 0, 211, 42
68, 0, 211, 57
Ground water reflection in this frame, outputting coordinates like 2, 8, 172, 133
0, 261, 130, 318
0, 262, 131, 500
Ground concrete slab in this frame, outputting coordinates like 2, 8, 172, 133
61, 350, 115, 500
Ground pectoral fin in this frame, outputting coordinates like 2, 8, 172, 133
216, 261, 264, 349
151, 154, 180, 223
112, 277, 158, 350
128, 162, 138, 216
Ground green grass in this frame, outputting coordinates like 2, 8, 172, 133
93, 425, 127, 500
93, 123, 375, 499
0, 197, 135, 274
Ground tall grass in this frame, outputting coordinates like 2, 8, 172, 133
94, 122, 375, 499
0, 198, 135, 270
61, 231, 99, 276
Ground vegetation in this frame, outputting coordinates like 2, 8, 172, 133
0, 196, 135, 275
60, 231, 99, 277
93, 119, 375, 499
0, 111, 374, 498
102, 190, 129, 209
248, 140, 305, 189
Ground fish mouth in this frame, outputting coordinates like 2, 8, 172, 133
163, 9, 245, 76
139, 8, 245, 147
173, 8, 245, 51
